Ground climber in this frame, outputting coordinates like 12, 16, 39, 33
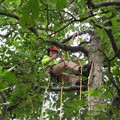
42, 46, 91, 85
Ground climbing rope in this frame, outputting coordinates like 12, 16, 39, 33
78, 59, 83, 101
40, 77, 51, 120
59, 32, 77, 120
77, 56, 83, 120
59, 76, 64, 120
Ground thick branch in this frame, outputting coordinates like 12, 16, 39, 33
40, 86, 86, 92
7, 86, 86, 112
48, 30, 94, 57
87, 0, 120, 9
49, 40, 88, 57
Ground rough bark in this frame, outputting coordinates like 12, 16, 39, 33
88, 34, 104, 112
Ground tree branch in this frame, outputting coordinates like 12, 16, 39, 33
0, 30, 14, 38
0, 92, 7, 120
87, 0, 120, 9
110, 49, 120, 61
90, 19, 120, 59
40, 85, 86, 92
107, 61, 120, 94
48, 20, 74, 37
0, 12, 38, 37
7, 103, 19, 112
105, 29, 120, 59
49, 40, 89, 57
0, 0, 5, 4
61, 30, 93, 43
29, 26, 38, 36
0, 12, 19, 20
7, 86, 86, 112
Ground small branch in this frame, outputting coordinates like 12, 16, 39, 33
48, 20, 74, 37
110, 49, 120, 61
0, 30, 14, 38
0, 0, 5, 4
61, 30, 94, 43
68, 0, 75, 6
79, 41, 90, 46
40, 1, 48, 7
107, 61, 120, 94
99, 49, 120, 94
0, 12, 38, 37
29, 26, 38, 36
7, 103, 19, 112
91, 19, 120, 59
0, 92, 7, 120
105, 29, 120, 59
0, 12, 19, 20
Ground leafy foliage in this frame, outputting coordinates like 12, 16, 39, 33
0, 0, 120, 119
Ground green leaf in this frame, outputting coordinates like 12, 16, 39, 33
20, 0, 39, 27
111, 17, 119, 28
90, 89, 100, 97
0, 82, 8, 92
2, 66, 15, 76
0, 66, 2, 73
0, 110, 2, 115
56, 0, 67, 9
97, 28, 104, 36
50, 0, 57, 7
3, 72, 18, 84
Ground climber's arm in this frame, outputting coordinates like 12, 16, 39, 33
42, 55, 58, 66
42, 55, 51, 66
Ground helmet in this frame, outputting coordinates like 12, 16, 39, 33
49, 46, 58, 52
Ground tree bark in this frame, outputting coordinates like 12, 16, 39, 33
88, 34, 104, 112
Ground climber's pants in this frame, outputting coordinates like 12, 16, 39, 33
52, 60, 80, 75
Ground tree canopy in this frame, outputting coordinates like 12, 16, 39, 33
0, 0, 120, 119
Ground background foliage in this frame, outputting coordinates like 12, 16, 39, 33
0, 0, 120, 119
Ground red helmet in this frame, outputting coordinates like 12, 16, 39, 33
49, 46, 58, 52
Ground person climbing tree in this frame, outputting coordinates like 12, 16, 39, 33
42, 46, 91, 85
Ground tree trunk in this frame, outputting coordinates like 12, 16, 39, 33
88, 34, 104, 112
